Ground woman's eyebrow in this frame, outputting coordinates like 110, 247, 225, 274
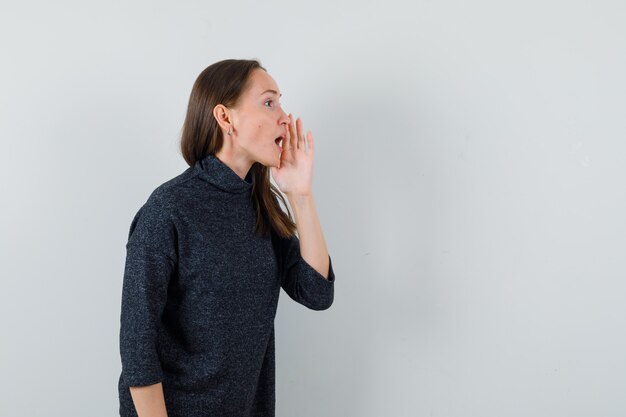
260, 89, 282, 97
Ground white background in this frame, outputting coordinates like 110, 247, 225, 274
1, 1, 625, 416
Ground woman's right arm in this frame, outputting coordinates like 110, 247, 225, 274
119, 193, 178, 415
130, 383, 169, 417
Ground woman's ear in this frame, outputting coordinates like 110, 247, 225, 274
213, 104, 233, 132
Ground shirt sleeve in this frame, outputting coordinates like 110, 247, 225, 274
119, 193, 178, 387
273, 232, 335, 311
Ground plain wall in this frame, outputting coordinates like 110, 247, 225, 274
1, 0, 625, 416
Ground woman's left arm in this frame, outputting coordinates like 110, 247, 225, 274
271, 114, 332, 280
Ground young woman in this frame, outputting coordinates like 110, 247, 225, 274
117, 59, 336, 417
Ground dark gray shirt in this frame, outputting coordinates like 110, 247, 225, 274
118, 153, 335, 417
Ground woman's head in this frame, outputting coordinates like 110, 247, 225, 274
180, 58, 296, 239
214, 67, 290, 169
180, 59, 289, 168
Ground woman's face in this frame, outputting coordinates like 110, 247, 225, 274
217, 68, 291, 168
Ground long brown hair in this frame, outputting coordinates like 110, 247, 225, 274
179, 58, 296, 240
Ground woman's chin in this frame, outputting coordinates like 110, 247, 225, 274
270, 149, 282, 167
260, 155, 280, 169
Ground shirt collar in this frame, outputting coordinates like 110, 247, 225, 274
195, 153, 253, 194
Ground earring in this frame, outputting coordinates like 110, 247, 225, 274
227, 126, 232, 136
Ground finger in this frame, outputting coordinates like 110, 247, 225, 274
307, 130, 314, 154
283, 114, 291, 157
288, 114, 297, 152
295, 117, 300, 150
296, 118, 304, 150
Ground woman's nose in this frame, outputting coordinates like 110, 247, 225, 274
279, 110, 290, 126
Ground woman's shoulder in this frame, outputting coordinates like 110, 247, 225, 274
144, 166, 203, 207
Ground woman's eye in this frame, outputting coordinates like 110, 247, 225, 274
265, 99, 282, 108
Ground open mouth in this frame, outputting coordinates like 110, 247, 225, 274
274, 136, 284, 151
